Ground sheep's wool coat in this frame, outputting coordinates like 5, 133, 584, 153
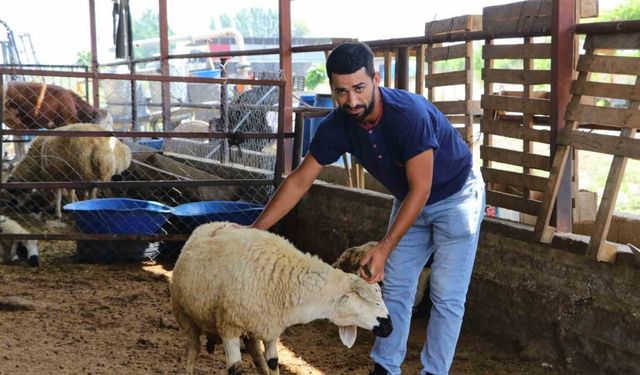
10, 123, 131, 183
171, 222, 354, 341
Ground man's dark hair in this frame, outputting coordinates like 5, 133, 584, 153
325, 42, 375, 82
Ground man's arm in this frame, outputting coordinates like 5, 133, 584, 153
252, 153, 324, 231
359, 149, 434, 283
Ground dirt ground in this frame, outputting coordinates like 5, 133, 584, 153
0, 240, 575, 375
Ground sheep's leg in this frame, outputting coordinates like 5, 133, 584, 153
172, 301, 201, 375
71, 189, 80, 202
222, 337, 243, 375
243, 336, 270, 375
9, 242, 19, 263
263, 339, 280, 375
24, 240, 39, 268
183, 327, 200, 375
55, 189, 62, 219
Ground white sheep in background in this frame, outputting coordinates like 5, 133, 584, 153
0, 215, 39, 267
172, 119, 210, 134
333, 241, 432, 315
6, 123, 132, 218
170, 222, 393, 375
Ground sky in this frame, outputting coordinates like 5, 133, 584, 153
0, 0, 628, 65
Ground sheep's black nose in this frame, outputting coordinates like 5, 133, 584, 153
373, 316, 392, 337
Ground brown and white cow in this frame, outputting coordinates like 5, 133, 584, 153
2, 81, 113, 159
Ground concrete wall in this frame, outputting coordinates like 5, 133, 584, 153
317, 164, 640, 247
282, 181, 640, 374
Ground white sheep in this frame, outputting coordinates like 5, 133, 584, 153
172, 119, 210, 133
6, 123, 132, 218
0, 215, 39, 267
170, 222, 393, 375
333, 241, 432, 314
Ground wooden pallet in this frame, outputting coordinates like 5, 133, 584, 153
533, 32, 640, 261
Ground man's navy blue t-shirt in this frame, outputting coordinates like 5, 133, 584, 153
309, 87, 471, 205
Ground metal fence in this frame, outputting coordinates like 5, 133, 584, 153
1, 66, 286, 263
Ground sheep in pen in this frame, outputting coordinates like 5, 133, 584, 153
2, 81, 113, 161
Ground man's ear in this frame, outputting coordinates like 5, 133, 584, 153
373, 71, 381, 86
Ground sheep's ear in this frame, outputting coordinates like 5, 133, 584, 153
351, 278, 380, 302
338, 325, 357, 348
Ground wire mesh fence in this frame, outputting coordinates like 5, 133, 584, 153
1, 70, 282, 263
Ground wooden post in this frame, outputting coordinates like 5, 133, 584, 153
550, 0, 576, 232
588, 78, 640, 259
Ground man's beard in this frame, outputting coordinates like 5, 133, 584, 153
343, 90, 376, 123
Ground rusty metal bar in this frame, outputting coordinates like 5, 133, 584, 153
88, 0, 100, 107
1, 179, 272, 190
99, 55, 165, 67
170, 48, 282, 61
0, 67, 284, 86
292, 112, 304, 170
219, 59, 230, 163
0, 78, 3, 185
0, 129, 295, 139
279, 0, 293, 179
551, 0, 576, 233
158, 0, 171, 131
574, 20, 640, 35
1, 233, 190, 242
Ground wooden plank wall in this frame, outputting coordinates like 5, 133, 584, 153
534, 32, 640, 261
480, 6, 552, 219
424, 15, 482, 146
483, 0, 598, 35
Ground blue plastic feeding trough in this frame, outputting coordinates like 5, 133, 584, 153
173, 201, 264, 231
64, 198, 173, 235
137, 138, 164, 150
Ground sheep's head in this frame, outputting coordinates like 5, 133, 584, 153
329, 272, 392, 348
333, 241, 377, 273
95, 109, 113, 131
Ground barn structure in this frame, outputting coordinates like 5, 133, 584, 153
1, 0, 639, 374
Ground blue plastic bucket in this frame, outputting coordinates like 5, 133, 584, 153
309, 93, 334, 145
191, 69, 221, 78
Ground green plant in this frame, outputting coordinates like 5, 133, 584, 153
305, 64, 327, 91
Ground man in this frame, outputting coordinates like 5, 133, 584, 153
252, 42, 485, 375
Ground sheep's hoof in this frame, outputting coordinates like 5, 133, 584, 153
267, 358, 278, 370
205, 338, 215, 354
28, 255, 40, 268
227, 363, 242, 375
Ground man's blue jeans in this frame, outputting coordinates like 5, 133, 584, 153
371, 167, 485, 375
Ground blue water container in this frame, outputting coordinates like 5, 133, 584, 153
191, 69, 222, 78
309, 93, 334, 147
299, 94, 316, 155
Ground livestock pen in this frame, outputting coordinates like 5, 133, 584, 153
2, 0, 640, 374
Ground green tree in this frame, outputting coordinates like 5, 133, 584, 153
209, 8, 309, 38
599, 0, 640, 21
131, 9, 175, 59
305, 64, 327, 91
75, 50, 92, 66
